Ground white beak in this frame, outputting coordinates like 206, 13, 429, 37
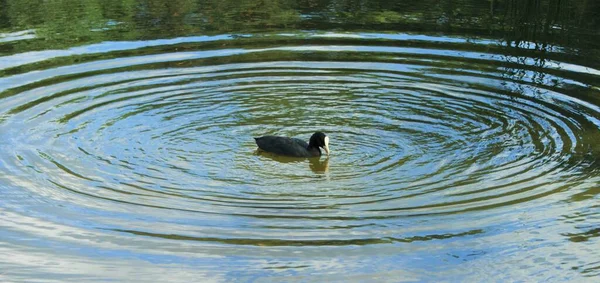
322, 136, 330, 156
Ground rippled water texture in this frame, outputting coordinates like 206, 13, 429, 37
1, 33, 600, 281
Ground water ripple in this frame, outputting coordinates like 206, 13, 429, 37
1, 33, 599, 281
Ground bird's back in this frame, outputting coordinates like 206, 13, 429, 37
254, 136, 313, 157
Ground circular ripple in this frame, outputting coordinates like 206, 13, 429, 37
1, 34, 600, 279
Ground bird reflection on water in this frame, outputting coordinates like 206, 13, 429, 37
254, 150, 330, 174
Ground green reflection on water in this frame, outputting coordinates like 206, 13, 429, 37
1, 0, 599, 52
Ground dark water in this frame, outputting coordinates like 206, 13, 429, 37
1, 1, 600, 282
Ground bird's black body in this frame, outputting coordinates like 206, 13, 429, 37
254, 132, 329, 158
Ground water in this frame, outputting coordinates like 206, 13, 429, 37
1, 1, 600, 282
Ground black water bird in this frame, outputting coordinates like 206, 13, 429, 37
254, 132, 330, 158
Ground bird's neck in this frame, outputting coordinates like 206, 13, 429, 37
307, 144, 321, 156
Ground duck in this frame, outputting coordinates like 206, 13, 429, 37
254, 132, 330, 158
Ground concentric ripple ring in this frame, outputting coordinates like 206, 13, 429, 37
1, 33, 599, 280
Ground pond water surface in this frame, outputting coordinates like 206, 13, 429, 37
1, 1, 600, 282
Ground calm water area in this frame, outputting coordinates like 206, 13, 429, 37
1, 0, 600, 282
